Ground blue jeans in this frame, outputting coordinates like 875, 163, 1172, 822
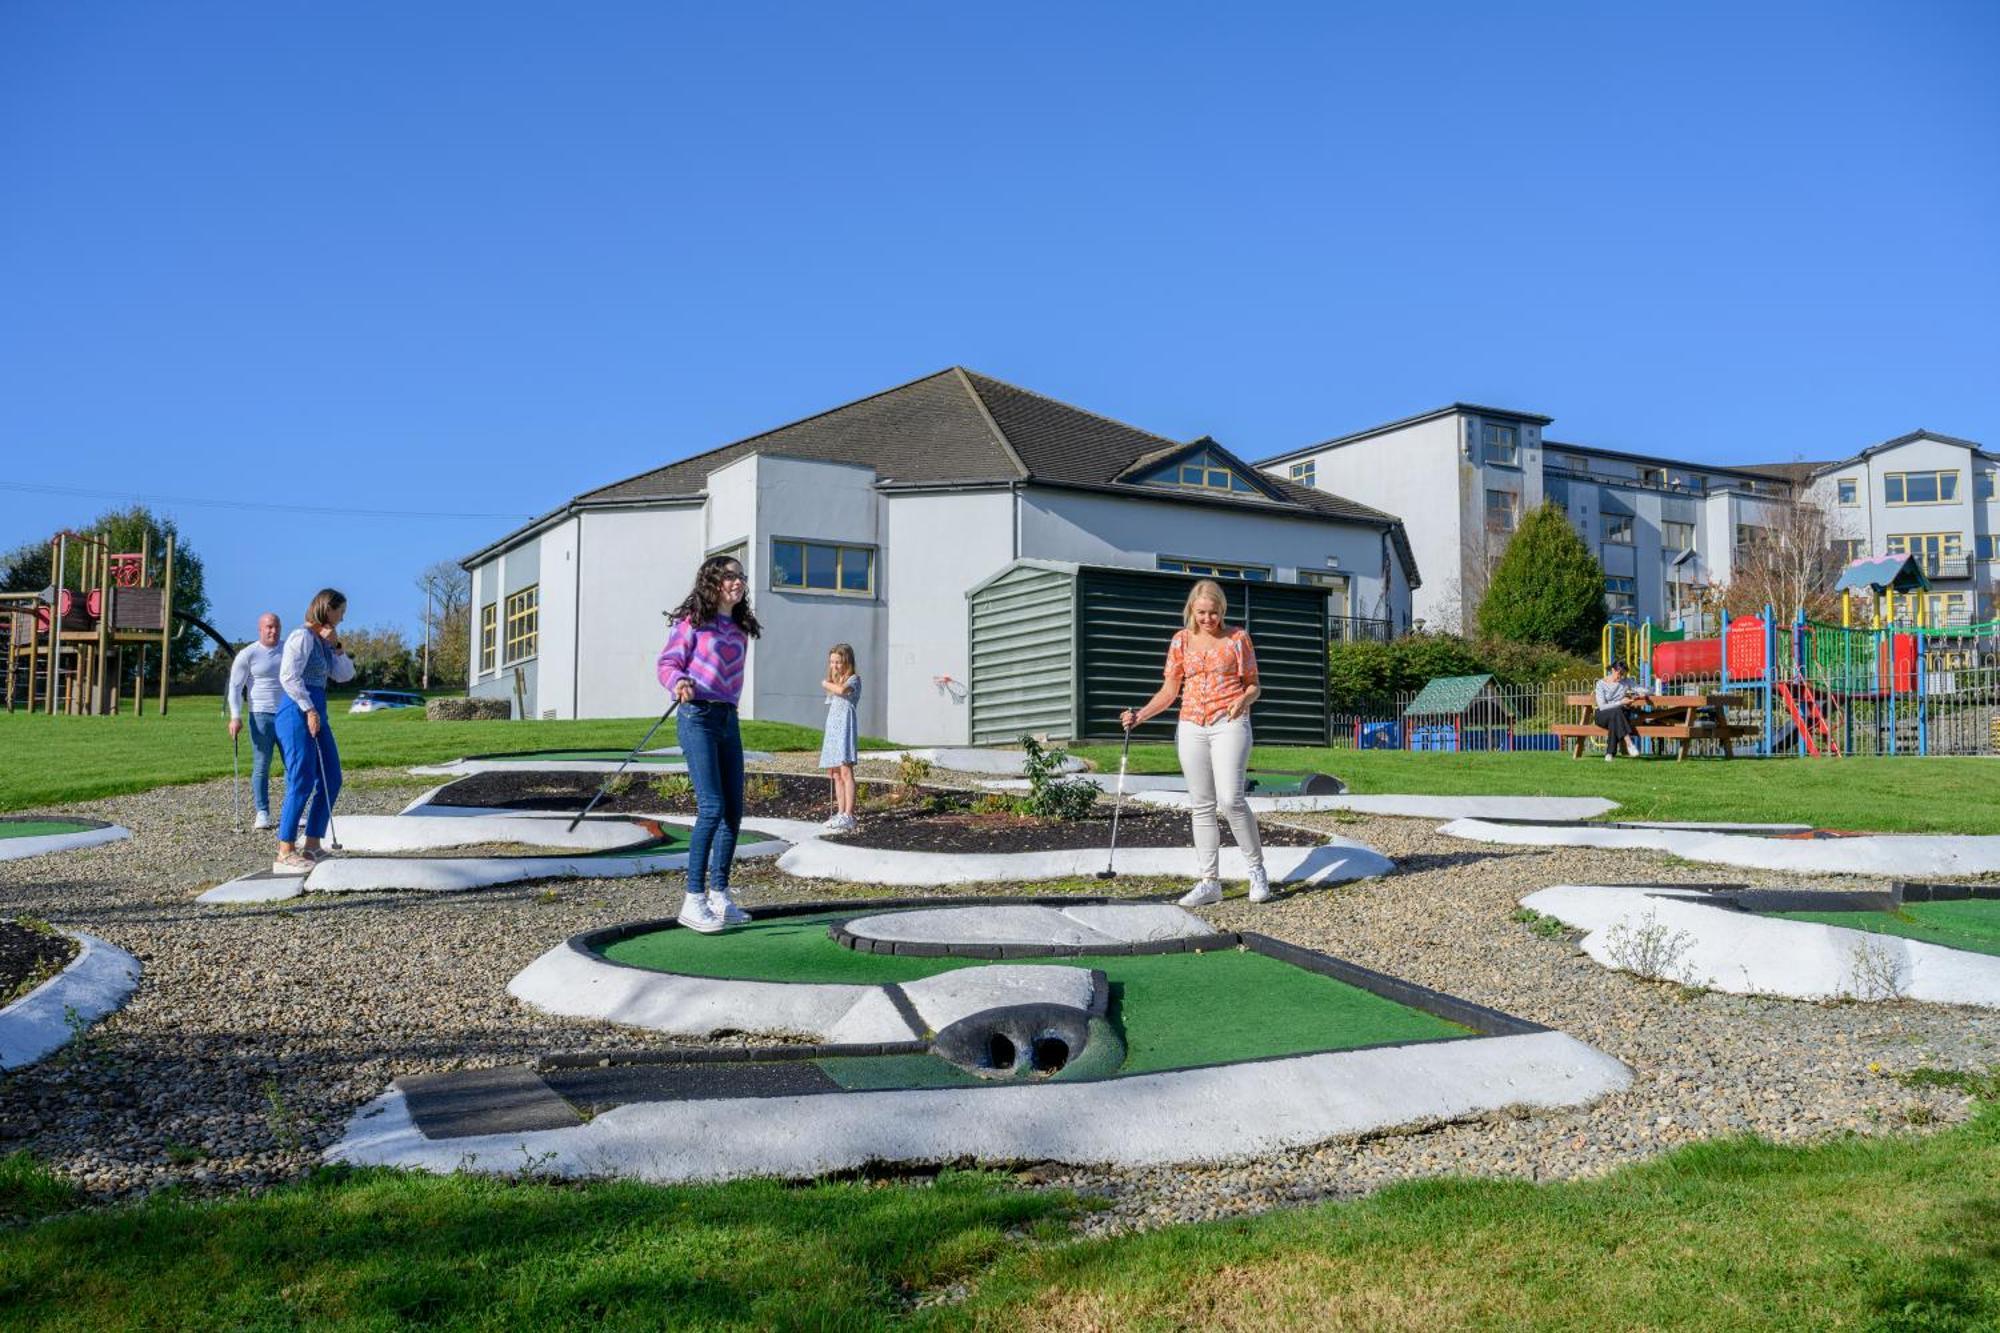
275, 692, 341, 842
677, 700, 743, 896
246, 711, 278, 814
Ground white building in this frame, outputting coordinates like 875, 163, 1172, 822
1257, 404, 1795, 633
462, 368, 1419, 739
1796, 430, 1999, 625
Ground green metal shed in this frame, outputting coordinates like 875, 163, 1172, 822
966, 560, 1332, 746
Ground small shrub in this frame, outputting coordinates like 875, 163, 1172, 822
897, 754, 934, 790
603, 773, 633, 797
743, 774, 781, 805
1019, 736, 1099, 821
1602, 907, 1708, 988
971, 792, 1014, 817
650, 773, 696, 804
1843, 938, 1908, 1002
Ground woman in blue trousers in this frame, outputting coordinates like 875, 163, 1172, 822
272, 588, 356, 874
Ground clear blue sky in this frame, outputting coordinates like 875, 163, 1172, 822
3, 2, 1995, 643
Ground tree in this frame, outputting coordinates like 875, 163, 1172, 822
1477, 503, 1608, 657
1719, 499, 1842, 623
340, 624, 420, 690
416, 560, 471, 689
0, 506, 211, 677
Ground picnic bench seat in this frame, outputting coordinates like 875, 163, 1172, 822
1556, 692, 1752, 761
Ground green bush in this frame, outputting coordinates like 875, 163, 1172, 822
1477, 502, 1609, 656
1019, 736, 1099, 821
1327, 632, 1596, 713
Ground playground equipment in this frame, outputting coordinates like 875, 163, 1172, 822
4, 528, 187, 715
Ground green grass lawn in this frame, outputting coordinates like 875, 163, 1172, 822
3, 1095, 1995, 1330
0, 694, 891, 812
1073, 742, 2000, 834
602, 914, 1466, 1073
1771, 899, 2000, 958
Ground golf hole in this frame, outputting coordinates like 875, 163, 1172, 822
1030, 1037, 1069, 1075
986, 1033, 1017, 1071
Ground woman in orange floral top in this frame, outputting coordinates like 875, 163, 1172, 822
1121, 578, 1269, 907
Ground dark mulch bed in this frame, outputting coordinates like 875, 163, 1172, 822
426, 770, 899, 823
830, 797, 1322, 855
1, 920, 77, 1008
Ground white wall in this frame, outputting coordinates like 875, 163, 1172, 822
571, 505, 705, 719
885, 489, 1017, 744
1269, 416, 1459, 629
536, 518, 579, 722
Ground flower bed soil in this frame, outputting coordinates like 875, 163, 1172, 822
828, 798, 1321, 855
426, 770, 895, 822
1, 921, 77, 1008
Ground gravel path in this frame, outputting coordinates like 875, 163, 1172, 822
1, 759, 1995, 1237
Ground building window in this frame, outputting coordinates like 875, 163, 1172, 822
503, 586, 538, 663
1833, 539, 1867, 563
1484, 489, 1518, 533
1481, 424, 1518, 466
1661, 520, 1695, 552
1545, 476, 1570, 512
1735, 523, 1770, 550
1158, 556, 1271, 581
1140, 446, 1259, 496
771, 539, 875, 596
1979, 472, 1996, 501
1979, 535, 1997, 562
1887, 533, 1963, 577
1837, 478, 1858, 506
479, 602, 496, 674
1289, 460, 1316, 488
1604, 577, 1636, 613
1639, 467, 1665, 488
1925, 592, 1969, 624
1603, 514, 1634, 544
1885, 470, 1960, 505
1297, 569, 1350, 610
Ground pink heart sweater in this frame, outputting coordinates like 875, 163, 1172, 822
656, 615, 748, 705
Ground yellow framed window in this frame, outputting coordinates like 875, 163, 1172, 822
1884, 471, 1959, 505
479, 603, 496, 673
771, 539, 875, 596
503, 586, 538, 662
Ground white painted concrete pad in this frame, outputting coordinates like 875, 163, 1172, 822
776, 836, 1393, 886
845, 903, 1213, 948
900, 966, 1098, 1034
1137, 792, 1620, 820
0, 824, 132, 863
406, 751, 777, 777
323, 815, 660, 854
1446, 819, 2000, 877
0, 931, 141, 1070
327, 1029, 1629, 1181
980, 774, 1190, 795
1520, 884, 2000, 1008
870, 747, 1085, 776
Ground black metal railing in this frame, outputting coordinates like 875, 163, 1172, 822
1329, 616, 1394, 644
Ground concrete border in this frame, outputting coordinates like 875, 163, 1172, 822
1134, 792, 1620, 820
1447, 819, 2000, 877
1520, 883, 2000, 1007
775, 835, 1392, 886
319, 814, 663, 854
408, 749, 775, 777
326, 1028, 1628, 1180
868, 747, 1085, 776
0, 818, 132, 863
0, 930, 142, 1070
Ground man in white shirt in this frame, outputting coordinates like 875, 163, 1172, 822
226, 613, 284, 828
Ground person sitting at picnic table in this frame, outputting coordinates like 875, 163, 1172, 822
1594, 660, 1650, 761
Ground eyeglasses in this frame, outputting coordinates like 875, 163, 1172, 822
719, 572, 746, 584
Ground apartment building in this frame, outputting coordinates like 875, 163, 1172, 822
1258, 404, 1792, 633
1794, 430, 1999, 625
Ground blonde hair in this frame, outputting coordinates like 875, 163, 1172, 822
1182, 579, 1228, 633
305, 588, 347, 629
827, 642, 856, 680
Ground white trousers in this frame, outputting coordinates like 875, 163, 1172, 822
1176, 715, 1264, 881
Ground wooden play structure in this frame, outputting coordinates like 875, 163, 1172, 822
3, 529, 179, 715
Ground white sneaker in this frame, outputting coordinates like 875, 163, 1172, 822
1247, 866, 1273, 903
822, 814, 846, 830
253, 811, 272, 831
1177, 880, 1223, 908
677, 893, 725, 934
1605, 752, 1616, 762
708, 886, 752, 927
836, 813, 858, 831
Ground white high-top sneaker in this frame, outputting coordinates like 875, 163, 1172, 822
708, 886, 752, 927
677, 892, 725, 934
1177, 880, 1222, 908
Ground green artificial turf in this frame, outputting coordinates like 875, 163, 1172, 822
600, 915, 1468, 1073
0, 820, 95, 840
1769, 898, 2000, 958
815, 1053, 988, 1091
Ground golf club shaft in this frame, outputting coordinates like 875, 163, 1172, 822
567, 698, 680, 832
313, 724, 340, 849
1102, 721, 1134, 877
232, 731, 244, 833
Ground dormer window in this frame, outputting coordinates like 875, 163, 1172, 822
1140, 446, 1259, 496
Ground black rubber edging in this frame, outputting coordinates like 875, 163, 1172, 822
1238, 933, 1546, 1038
0, 815, 115, 832
535, 1039, 928, 1072
827, 919, 1242, 961
1893, 880, 2000, 906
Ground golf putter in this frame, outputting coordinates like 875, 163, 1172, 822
568, 698, 681, 833
1096, 717, 1136, 880
313, 726, 341, 851
231, 730, 245, 833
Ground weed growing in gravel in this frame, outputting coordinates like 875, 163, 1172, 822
651, 773, 695, 803
1886, 1065, 2000, 1099
263, 1078, 302, 1152
534, 889, 560, 906
1510, 907, 1574, 941
164, 1143, 205, 1165
1842, 937, 1909, 1003
1602, 907, 1710, 989
603, 773, 634, 797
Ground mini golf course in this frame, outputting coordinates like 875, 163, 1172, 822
332, 900, 1629, 1181
0, 815, 132, 862
1445, 817, 2000, 877
0, 921, 142, 1070
1519, 883, 2000, 1007
408, 746, 776, 778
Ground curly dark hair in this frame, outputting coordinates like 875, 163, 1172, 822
669, 554, 761, 636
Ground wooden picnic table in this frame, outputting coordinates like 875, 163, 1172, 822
1552, 691, 1751, 761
